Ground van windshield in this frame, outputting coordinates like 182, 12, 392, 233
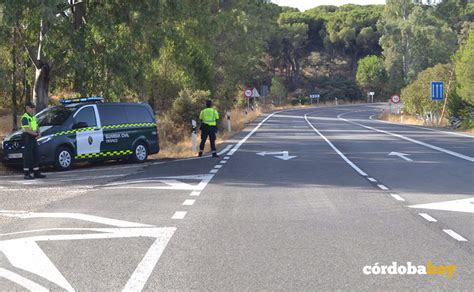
36, 106, 73, 127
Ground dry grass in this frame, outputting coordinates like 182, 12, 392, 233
378, 111, 452, 127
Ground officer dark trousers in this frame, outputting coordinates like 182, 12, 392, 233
199, 124, 217, 156
23, 133, 40, 175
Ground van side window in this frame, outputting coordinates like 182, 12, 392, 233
99, 105, 128, 126
74, 107, 97, 127
126, 106, 154, 123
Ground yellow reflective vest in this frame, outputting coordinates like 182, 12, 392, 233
199, 108, 219, 126
21, 112, 38, 131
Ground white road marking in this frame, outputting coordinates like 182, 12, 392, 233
369, 114, 474, 138
391, 194, 405, 201
220, 160, 227, 164
171, 211, 187, 219
443, 229, 468, 242
218, 145, 233, 155
418, 213, 437, 222
190, 191, 201, 196
304, 114, 368, 176
0, 210, 151, 227
224, 156, 230, 160
377, 184, 389, 190
256, 151, 297, 161
0, 268, 49, 292
338, 115, 474, 163
182, 199, 195, 206
214, 165, 223, 169
209, 169, 219, 174
367, 177, 377, 182
228, 111, 280, 156
388, 151, 413, 162
409, 198, 474, 214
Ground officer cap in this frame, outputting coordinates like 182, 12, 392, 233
206, 100, 212, 108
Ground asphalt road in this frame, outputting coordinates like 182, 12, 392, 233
0, 103, 472, 290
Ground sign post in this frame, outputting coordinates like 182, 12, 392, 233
191, 119, 197, 153
244, 89, 252, 124
310, 94, 320, 105
431, 81, 444, 125
369, 92, 375, 103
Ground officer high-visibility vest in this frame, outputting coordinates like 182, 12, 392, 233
199, 108, 219, 126
21, 112, 38, 131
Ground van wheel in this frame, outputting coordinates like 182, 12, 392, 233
55, 147, 73, 171
132, 142, 148, 163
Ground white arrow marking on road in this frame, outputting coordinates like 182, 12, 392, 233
409, 198, 474, 214
0, 211, 176, 291
103, 174, 214, 190
256, 151, 297, 161
389, 151, 413, 162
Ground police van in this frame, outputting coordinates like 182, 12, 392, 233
1, 97, 159, 170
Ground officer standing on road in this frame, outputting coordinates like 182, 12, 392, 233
198, 100, 220, 158
21, 102, 46, 179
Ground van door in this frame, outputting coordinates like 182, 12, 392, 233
73, 105, 104, 158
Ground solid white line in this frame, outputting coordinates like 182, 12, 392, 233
171, 211, 187, 220
190, 191, 201, 196
339, 116, 474, 163
369, 114, 474, 138
218, 145, 233, 155
367, 177, 377, 182
391, 194, 405, 201
0, 210, 151, 227
377, 184, 389, 190
209, 169, 219, 174
214, 165, 223, 169
182, 199, 195, 206
418, 213, 437, 222
0, 268, 49, 292
304, 114, 368, 176
443, 229, 468, 242
227, 111, 281, 156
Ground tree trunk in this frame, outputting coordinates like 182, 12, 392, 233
33, 61, 50, 111
72, 0, 86, 96
11, 26, 18, 131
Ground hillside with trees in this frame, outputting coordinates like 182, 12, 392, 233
0, 0, 473, 135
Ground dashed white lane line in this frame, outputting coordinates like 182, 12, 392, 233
220, 160, 227, 164
224, 156, 230, 160
304, 114, 368, 177
182, 199, 195, 206
418, 213, 437, 222
367, 177, 377, 182
443, 229, 468, 242
377, 184, 389, 190
190, 191, 201, 196
171, 211, 187, 220
209, 169, 219, 174
214, 165, 223, 169
390, 194, 405, 201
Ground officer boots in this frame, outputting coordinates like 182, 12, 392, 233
24, 172, 34, 180
34, 171, 46, 179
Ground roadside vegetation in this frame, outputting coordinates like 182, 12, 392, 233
0, 0, 473, 153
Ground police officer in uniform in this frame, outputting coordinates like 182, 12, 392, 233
21, 102, 46, 179
198, 100, 220, 158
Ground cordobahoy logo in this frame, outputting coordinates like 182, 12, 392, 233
363, 261, 456, 279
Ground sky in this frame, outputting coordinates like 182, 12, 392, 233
271, 0, 386, 11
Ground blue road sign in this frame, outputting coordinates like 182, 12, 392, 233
310, 94, 320, 99
431, 81, 444, 101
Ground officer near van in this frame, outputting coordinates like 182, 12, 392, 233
198, 100, 220, 158
21, 102, 46, 179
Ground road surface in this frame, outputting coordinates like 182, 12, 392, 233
0, 104, 472, 290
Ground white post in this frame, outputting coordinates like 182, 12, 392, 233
335, 97, 338, 106
389, 100, 392, 114
226, 111, 231, 132
191, 119, 197, 153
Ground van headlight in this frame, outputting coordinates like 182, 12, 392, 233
38, 135, 52, 145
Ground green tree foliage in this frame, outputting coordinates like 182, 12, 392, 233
356, 55, 387, 98
401, 63, 453, 116
454, 29, 474, 105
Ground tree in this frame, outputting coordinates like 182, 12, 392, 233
356, 55, 387, 99
269, 76, 287, 105
454, 29, 474, 105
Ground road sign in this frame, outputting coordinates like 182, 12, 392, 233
431, 81, 444, 101
244, 89, 252, 98
390, 95, 400, 104
252, 88, 260, 98
310, 94, 320, 99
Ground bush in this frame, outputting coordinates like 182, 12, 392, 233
169, 88, 211, 127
